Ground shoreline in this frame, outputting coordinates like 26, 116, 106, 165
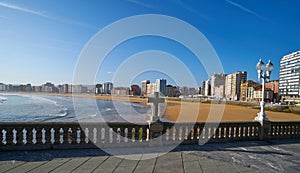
1, 92, 300, 122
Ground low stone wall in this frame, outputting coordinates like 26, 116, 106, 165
0, 121, 299, 150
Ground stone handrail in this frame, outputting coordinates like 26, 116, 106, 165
0, 121, 299, 150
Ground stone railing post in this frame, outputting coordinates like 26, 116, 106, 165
258, 121, 271, 140
149, 121, 164, 147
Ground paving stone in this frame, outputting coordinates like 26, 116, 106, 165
5, 161, 46, 173
72, 156, 108, 173
0, 161, 25, 173
218, 165, 239, 173
92, 156, 124, 173
134, 165, 155, 173
155, 156, 183, 173
183, 161, 202, 173
28, 159, 70, 173
182, 153, 199, 162
234, 164, 257, 172
50, 157, 89, 173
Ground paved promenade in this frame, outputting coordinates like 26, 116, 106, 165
0, 140, 299, 173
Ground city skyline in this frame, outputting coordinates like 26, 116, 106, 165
1, 1, 300, 86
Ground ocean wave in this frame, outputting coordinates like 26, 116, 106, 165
0, 96, 7, 101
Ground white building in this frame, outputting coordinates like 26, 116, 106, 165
210, 73, 226, 99
225, 71, 247, 100
279, 51, 300, 100
147, 83, 157, 96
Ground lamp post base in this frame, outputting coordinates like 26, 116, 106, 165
254, 112, 269, 123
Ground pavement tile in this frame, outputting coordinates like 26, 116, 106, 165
5, 161, 46, 173
155, 156, 183, 173
183, 160, 202, 173
182, 153, 199, 162
0, 161, 25, 173
50, 157, 89, 173
72, 156, 108, 173
28, 159, 69, 173
92, 156, 124, 173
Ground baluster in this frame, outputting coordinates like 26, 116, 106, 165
223, 127, 227, 138
101, 128, 105, 143
2, 129, 7, 145
124, 128, 128, 143
50, 128, 55, 144
12, 129, 17, 144
116, 128, 121, 143
32, 128, 37, 144
247, 127, 250, 137
166, 128, 169, 141
184, 126, 188, 140
172, 127, 176, 141
228, 127, 232, 138
238, 127, 241, 137
93, 128, 97, 144
85, 128, 89, 144
68, 128, 72, 144
208, 127, 211, 139
109, 128, 113, 143
59, 128, 64, 144
42, 128, 46, 144
146, 128, 149, 141
202, 127, 206, 139
76, 128, 81, 144
233, 127, 236, 138
131, 128, 136, 142
178, 127, 182, 140
190, 127, 194, 140
212, 128, 216, 139
22, 129, 27, 144
139, 128, 143, 142
197, 127, 200, 139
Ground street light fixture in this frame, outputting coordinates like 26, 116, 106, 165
255, 59, 274, 122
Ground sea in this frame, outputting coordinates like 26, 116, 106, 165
0, 93, 152, 123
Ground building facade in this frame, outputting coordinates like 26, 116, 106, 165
225, 71, 247, 100
279, 51, 300, 100
210, 73, 226, 99
156, 79, 167, 96
141, 80, 150, 96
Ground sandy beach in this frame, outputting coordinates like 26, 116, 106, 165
3, 92, 300, 122
52, 93, 300, 122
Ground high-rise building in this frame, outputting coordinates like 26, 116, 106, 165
146, 83, 157, 96
210, 73, 226, 99
156, 79, 167, 95
225, 71, 247, 100
103, 82, 113, 94
95, 84, 102, 94
0, 83, 6, 91
141, 80, 150, 96
279, 51, 300, 100
204, 79, 211, 96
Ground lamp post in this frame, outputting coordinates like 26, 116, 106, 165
255, 59, 274, 122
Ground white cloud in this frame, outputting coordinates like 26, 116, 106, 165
0, 2, 92, 28
0, 2, 47, 17
225, 0, 267, 21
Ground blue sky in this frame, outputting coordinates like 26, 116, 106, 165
1, 0, 300, 87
